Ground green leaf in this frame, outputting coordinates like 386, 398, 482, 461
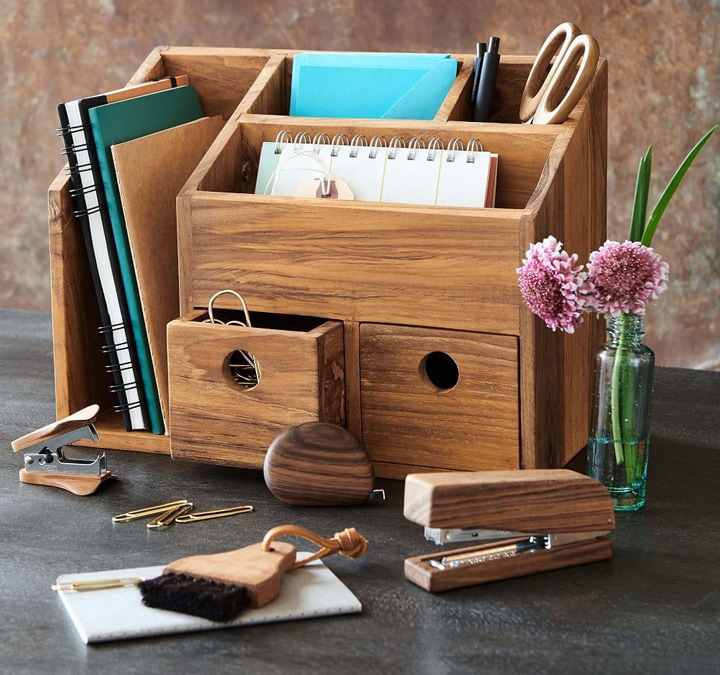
629, 146, 652, 242
640, 125, 718, 247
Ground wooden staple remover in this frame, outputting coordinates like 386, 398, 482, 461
12, 404, 116, 495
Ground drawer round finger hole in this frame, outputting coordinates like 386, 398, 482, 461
419, 351, 459, 392
224, 349, 261, 390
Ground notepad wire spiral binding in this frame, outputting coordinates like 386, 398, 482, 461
257, 131, 497, 208
56, 112, 149, 430
270, 131, 485, 159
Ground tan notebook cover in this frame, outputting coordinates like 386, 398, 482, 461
112, 116, 224, 428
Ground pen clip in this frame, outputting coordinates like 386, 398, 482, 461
471, 41, 487, 104
174, 505, 254, 523
111, 499, 190, 523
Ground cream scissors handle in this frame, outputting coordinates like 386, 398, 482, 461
519, 22, 600, 125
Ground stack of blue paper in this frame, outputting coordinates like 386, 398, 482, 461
289, 52, 458, 120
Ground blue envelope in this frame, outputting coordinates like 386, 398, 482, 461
289, 52, 458, 120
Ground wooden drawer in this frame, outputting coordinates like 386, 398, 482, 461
167, 309, 344, 467
359, 323, 520, 478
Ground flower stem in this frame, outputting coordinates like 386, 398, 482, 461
610, 312, 640, 484
610, 315, 626, 466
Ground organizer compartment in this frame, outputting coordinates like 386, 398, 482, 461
127, 47, 278, 118
49, 47, 280, 453
359, 324, 520, 478
178, 120, 558, 335
167, 310, 344, 467
195, 119, 555, 205
241, 52, 471, 122
236, 53, 533, 124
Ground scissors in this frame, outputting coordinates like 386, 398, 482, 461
519, 22, 600, 125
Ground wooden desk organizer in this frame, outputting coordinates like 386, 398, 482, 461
48, 46, 607, 477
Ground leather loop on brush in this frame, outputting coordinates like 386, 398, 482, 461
262, 525, 368, 569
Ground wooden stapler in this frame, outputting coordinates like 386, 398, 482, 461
403, 469, 615, 593
12, 404, 116, 496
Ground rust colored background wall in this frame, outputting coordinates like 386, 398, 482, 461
1, 0, 718, 369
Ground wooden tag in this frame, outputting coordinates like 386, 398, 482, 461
295, 177, 354, 200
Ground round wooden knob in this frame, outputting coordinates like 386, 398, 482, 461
263, 422, 375, 506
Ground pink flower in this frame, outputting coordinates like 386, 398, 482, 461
517, 236, 591, 333
586, 240, 669, 317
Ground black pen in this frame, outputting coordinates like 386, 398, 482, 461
473, 36, 500, 122
470, 41, 486, 104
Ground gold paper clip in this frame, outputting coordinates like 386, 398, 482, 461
111, 499, 190, 523
147, 502, 194, 529
175, 505, 254, 523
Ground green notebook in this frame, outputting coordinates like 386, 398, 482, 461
89, 85, 203, 434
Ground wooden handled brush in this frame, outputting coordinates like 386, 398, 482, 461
139, 525, 368, 622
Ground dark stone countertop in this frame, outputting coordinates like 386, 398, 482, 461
1, 310, 719, 674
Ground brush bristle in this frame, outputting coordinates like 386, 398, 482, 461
139, 572, 250, 623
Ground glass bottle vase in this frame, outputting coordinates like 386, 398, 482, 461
587, 312, 655, 511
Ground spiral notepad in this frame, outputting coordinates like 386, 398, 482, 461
255, 132, 498, 208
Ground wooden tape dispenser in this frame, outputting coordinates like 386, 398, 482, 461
403, 469, 615, 593
12, 404, 116, 496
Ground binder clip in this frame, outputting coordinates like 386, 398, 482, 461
403, 469, 615, 593
12, 404, 116, 496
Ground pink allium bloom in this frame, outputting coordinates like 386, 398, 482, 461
586, 240, 669, 317
517, 236, 591, 333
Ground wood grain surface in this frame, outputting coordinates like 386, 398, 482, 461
404, 536, 613, 593
403, 469, 615, 532
264, 422, 374, 505
359, 324, 520, 475
17, 468, 116, 496
167, 312, 345, 468
11, 403, 98, 452
164, 541, 296, 608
